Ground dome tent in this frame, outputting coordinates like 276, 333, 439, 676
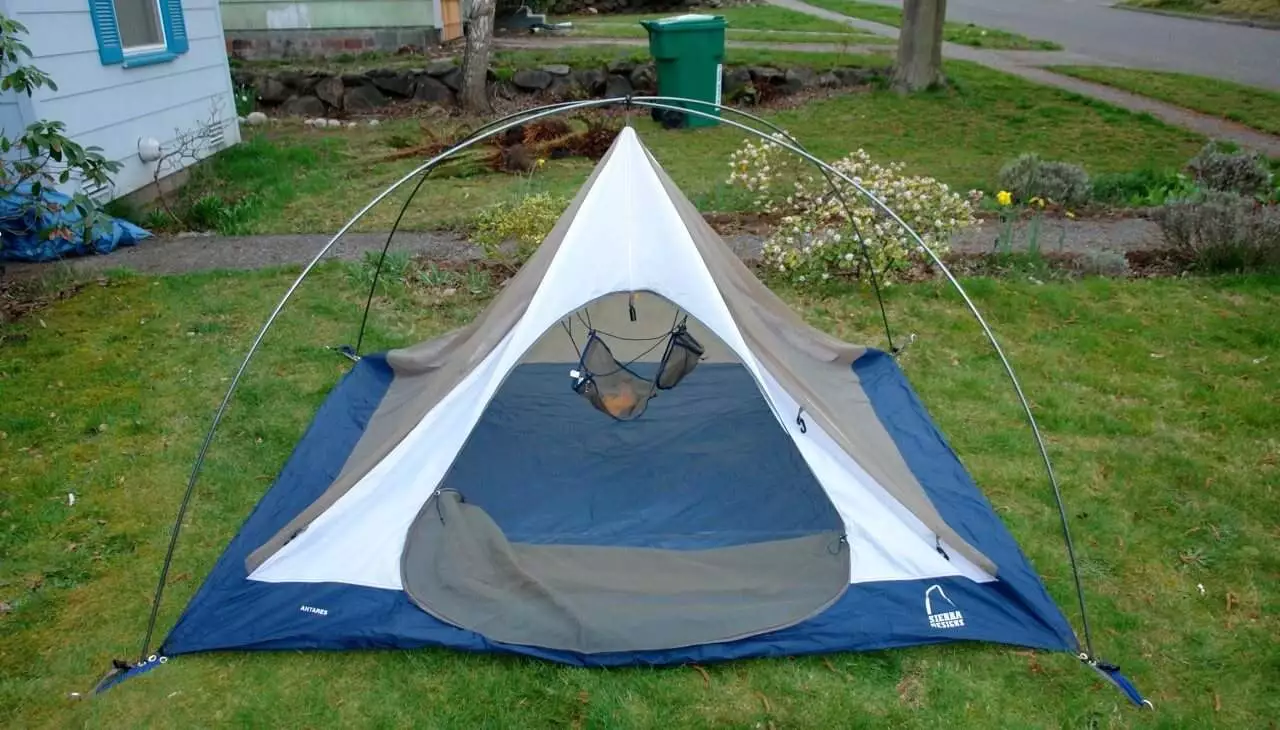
110, 102, 1149, 708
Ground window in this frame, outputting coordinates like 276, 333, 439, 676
89, 0, 189, 68
114, 0, 165, 52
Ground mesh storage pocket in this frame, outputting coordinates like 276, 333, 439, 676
573, 334, 655, 420
656, 326, 704, 390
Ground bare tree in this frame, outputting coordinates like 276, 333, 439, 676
460, 0, 497, 113
892, 0, 947, 93
152, 103, 227, 226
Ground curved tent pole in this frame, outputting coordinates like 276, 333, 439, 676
134, 97, 620, 663
634, 99, 1095, 658
138, 96, 1092, 666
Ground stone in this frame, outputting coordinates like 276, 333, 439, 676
426, 60, 456, 77
782, 67, 816, 93
367, 119, 382, 126
343, 84, 389, 113
605, 73, 633, 98
281, 95, 328, 117
414, 74, 455, 104
722, 67, 752, 98
369, 70, 416, 98
573, 68, 608, 95
547, 75, 583, 99
748, 66, 784, 84
816, 71, 841, 89
341, 73, 365, 86
325, 118, 344, 128
629, 63, 656, 91
314, 76, 345, 108
834, 67, 878, 86
607, 59, 637, 74
512, 68, 553, 91
440, 67, 463, 92
257, 76, 290, 104
541, 64, 571, 76
245, 111, 269, 126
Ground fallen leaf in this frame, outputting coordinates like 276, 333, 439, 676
1214, 692, 1221, 712
690, 664, 710, 688
0, 601, 12, 614
755, 690, 773, 714
1226, 592, 1238, 612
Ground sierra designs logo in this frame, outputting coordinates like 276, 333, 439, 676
925, 585, 964, 629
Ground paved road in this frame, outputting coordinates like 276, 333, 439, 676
854, 0, 1280, 90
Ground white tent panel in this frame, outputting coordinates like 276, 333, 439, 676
249, 128, 988, 590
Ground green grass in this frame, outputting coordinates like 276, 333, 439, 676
570, 21, 888, 45
576, 5, 872, 33
563, 5, 892, 44
1120, 0, 1280, 20
1051, 66, 1280, 136
799, 0, 1063, 49
1, 267, 1278, 727
174, 56, 1204, 235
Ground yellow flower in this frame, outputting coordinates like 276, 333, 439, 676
1065, 210, 1076, 219
536, 158, 546, 168
996, 190, 1013, 206
1029, 196, 1046, 209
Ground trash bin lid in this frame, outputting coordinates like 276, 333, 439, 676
640, 13, 727, 30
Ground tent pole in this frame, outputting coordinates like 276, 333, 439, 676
134, 97, 626, 664
632, 99, 1095, 658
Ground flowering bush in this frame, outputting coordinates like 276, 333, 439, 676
472, 192, 569, 270
727, 135, 979, 286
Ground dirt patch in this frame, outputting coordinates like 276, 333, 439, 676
0, 273, 111, 327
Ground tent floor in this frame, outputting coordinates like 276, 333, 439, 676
397, 363, 851, 652
438, 363, 845, 549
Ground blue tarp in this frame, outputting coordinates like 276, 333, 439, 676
0, 184, 151, 262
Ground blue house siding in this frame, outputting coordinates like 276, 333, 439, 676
3, 0, 240, 199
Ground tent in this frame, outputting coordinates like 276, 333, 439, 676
121, 119, 1146, 705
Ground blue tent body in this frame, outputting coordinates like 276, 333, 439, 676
162, 353, 1078, 663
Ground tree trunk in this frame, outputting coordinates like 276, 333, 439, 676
460, 0, 497, 113
892, 0, 947, 93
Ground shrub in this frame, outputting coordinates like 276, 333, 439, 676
472, 192, 570, 269
997, 153, 1091, 208
1090, 169, 1197, 207
1154, 190, 1280, 273
727, 136, 979, 287
1076, 250, 1131, 278
1186, 141, 1272, 197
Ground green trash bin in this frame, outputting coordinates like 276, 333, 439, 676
640, 14, 727, 128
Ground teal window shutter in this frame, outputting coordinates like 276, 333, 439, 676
160, 0, 189, 55
88, 0, 124, 65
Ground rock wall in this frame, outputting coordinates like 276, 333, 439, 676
233, 61, 882, 116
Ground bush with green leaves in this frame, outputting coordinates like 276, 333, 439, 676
727, 135, 979, 286
1155, 190, 1280, 273
996, 153, 1091, 208
472, 192, 570, 270
1186, 141, 1273, 197
0, 15, 120, 252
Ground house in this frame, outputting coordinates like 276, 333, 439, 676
222, 0, 466, 60
0, 0, 241, 201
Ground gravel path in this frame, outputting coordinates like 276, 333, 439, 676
1, 217, 1163, 279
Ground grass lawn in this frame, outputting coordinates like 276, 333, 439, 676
570, 22, 887, 45
798, 0, 1062, 50
561, 6, 892, 44
191, 54, 1204, 236
1120, 0, 1280, 20
1051, 66, 1280, 136
1, 266, 1277, 727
